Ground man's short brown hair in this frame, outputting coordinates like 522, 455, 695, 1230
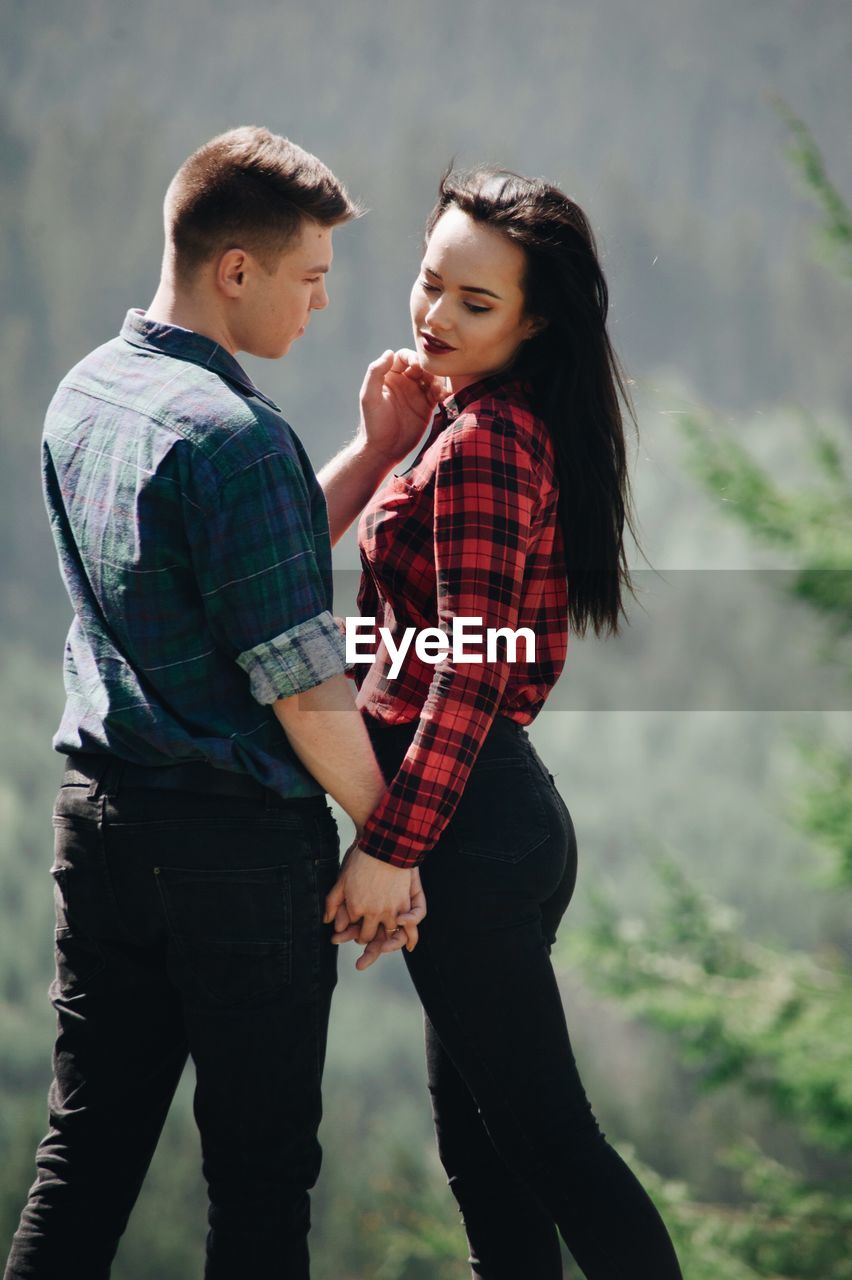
165, 125, 360, 281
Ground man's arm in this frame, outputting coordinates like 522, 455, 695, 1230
272, 672, 424, 944
185, 441, 420, 940
271, 672, 385, 833
318, 437, 393, 548
318, 350, 442, 545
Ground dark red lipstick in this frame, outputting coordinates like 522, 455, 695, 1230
421, 332, 457, 355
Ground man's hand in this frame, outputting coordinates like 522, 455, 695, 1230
317, 350, 444, 546
349, 867, 427, 971
323, 844, 414, 944
358, 348, 443, 468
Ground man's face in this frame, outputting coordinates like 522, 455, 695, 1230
236, 219, 333, 359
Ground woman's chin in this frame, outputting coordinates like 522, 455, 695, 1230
419, 350, 458, 376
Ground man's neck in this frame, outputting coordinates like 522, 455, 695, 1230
145, 280, 237, 355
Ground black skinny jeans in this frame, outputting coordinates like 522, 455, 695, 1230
366, 714, 683, 1280
4, 756, 341, 1280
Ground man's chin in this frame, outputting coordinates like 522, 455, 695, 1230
255, 340, 293, 360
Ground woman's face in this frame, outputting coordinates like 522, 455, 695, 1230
410, 205, 540, 394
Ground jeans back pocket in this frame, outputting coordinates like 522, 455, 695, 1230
449, 754, 550, 863
155, 864, 292, 1009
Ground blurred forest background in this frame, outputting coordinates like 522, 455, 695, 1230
1, 1, 851, 1276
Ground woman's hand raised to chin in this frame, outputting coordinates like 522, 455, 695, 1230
357, 348, 444, 469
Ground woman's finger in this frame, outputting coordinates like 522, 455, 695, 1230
355, 928, 391, 970
354, 922, 410, 970
324, 876, 346, 925
355, 941, 383, 970
382, 930, 409, 954
331, 923, 362, 944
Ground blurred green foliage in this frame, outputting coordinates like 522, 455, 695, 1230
560, 110, 852, 1278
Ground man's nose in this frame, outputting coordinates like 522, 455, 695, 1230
312, 279, 329, 310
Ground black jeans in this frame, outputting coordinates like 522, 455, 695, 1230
366, 715, 683, 1280
4, 755, 340, 1280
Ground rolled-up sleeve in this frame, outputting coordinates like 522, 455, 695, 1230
187, 450, 347, 702
237, 610, 347, 704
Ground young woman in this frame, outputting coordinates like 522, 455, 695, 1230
331, 168, 683, 1279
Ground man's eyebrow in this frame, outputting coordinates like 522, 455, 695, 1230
305, 264, 331, 273
424, 265, 501, 300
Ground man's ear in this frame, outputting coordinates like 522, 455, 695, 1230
217, 248, 249, 298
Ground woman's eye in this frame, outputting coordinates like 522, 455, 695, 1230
419, 279, 488, 313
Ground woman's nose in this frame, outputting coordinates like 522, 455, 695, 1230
426, 296, 452, 330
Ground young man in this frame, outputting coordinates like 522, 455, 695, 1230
4, 126, 436, 1280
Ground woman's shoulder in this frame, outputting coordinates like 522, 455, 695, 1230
446, 376, 556, 475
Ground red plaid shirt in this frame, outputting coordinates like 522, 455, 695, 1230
353, 371, 569, 867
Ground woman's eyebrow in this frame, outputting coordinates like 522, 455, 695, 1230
424, 265, 502, 300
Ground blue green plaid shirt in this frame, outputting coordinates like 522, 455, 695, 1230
42, 308, 348, 797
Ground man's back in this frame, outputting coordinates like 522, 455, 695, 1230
43, 308, 346, 793
11, 305, 349, 1279
4, 126, 424, 1280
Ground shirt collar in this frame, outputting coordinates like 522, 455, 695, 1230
119, 309, 281, 411
440, 369, 535, 423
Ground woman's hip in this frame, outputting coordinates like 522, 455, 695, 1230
365, 712, 577, 916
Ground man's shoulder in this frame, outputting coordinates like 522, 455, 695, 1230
148, 360, 299, 482
51, 336, 303, 485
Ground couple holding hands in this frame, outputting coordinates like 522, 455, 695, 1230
5, 127, 682, 1278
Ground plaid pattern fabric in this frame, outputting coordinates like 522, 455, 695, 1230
354, 373, 569, 866
42, 308, 347, 797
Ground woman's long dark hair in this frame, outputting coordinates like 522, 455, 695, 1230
425, 167, 643, 638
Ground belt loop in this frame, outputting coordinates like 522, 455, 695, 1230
89, 757, 125, 799
87, 757, 108, 800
